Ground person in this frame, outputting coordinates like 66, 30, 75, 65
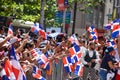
114, 36, 120, 79
65, 23, 69, 34
0, 36, 11, 48
99, 46, 117, 80
79, 39, 87, 54
81, 41, 100, 80
0, 26, 5, 38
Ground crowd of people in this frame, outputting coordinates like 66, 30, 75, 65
0, 25, 120, 80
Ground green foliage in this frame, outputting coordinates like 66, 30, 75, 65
0, 0, 104, 27
74, 0, 104, 13
0, 0, 40, 21
45, 0, 58, 27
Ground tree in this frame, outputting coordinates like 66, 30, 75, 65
0, 0, 104, 27
0, 0, 41, 21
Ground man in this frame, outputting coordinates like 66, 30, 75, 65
115, 36, 120, 79
99, 46, 117, 80
79, 39, 87, 54
81, 41, 100, 80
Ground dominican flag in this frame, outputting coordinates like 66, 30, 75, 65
104, 23, 112, 30
111, 24, 120, 38
69, 45, 82, 63
112, 24, 120, 32
112, 19, 120, 23
3, 59, 16, 80
87, 25, 97, 32
31, 24, 40, 35
104, 19, 120, 31
89, 31, 98, 40
9, 45, 26, 80
37, 54, 50, 70
8, 24, 13, 36
31, 23, 48, 39
106, 39, 117, 49
32, 66, 46, 80
38, 29, 48, 39
31, 49, 49, 70
38, 25, 48, 39
0, 68, 10, 80
111, 30, 120, 38
111, 19, 120, 32
87, 25, 98, 41
62, 56, 73, 73
45, 51, 49, 58
68, 34, 80, 45
31, 48, 42, 59
35, 23, 48, 39
74, 60, 84, 77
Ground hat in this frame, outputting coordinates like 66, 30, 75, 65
105, 47, 114, 53
9, 37, 21, 44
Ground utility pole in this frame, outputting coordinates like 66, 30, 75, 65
40, 0, 45, 29
72, 0, 77, 34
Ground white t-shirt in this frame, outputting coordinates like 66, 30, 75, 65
80, 46, 87, 54
80, 49, 100, 65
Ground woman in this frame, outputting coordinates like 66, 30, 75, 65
99, 46, 117, 80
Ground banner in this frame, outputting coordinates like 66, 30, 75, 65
58, 0, 65, 11
55, 11, 71, 24
55, 11, 63, 23
64, 0, 68, 7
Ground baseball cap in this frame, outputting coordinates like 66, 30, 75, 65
105, 46, 114, 53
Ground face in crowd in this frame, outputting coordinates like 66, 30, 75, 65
89, 42, 96, 50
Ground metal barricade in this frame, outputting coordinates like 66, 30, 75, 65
44, 59, 81, 80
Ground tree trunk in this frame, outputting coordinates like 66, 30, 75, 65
40, 0, 45, 29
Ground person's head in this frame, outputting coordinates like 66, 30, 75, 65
0, 26, 5, 34
17, 28, 24, 35
115, 38, 119, 47
105, 47, 116, 56
81, 39, 86, 46
25, 42, 34, 50
88, 42, 95, 50
33, 39, 37, 44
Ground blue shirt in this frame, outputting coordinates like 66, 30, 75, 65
100, 53, 115, 71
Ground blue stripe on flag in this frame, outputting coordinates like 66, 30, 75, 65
64, 66, 70, 73
111, 30, 119, 38
74, 45, 80, 52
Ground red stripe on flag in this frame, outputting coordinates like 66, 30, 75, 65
112, 25, 120, 32
12, 66, 20, 80
62, 57, 67, 64
69, 47, 75, 57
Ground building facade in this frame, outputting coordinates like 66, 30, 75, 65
104, 0, 114, 25
114, 0, 120, 19
68, 0, 114, 36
